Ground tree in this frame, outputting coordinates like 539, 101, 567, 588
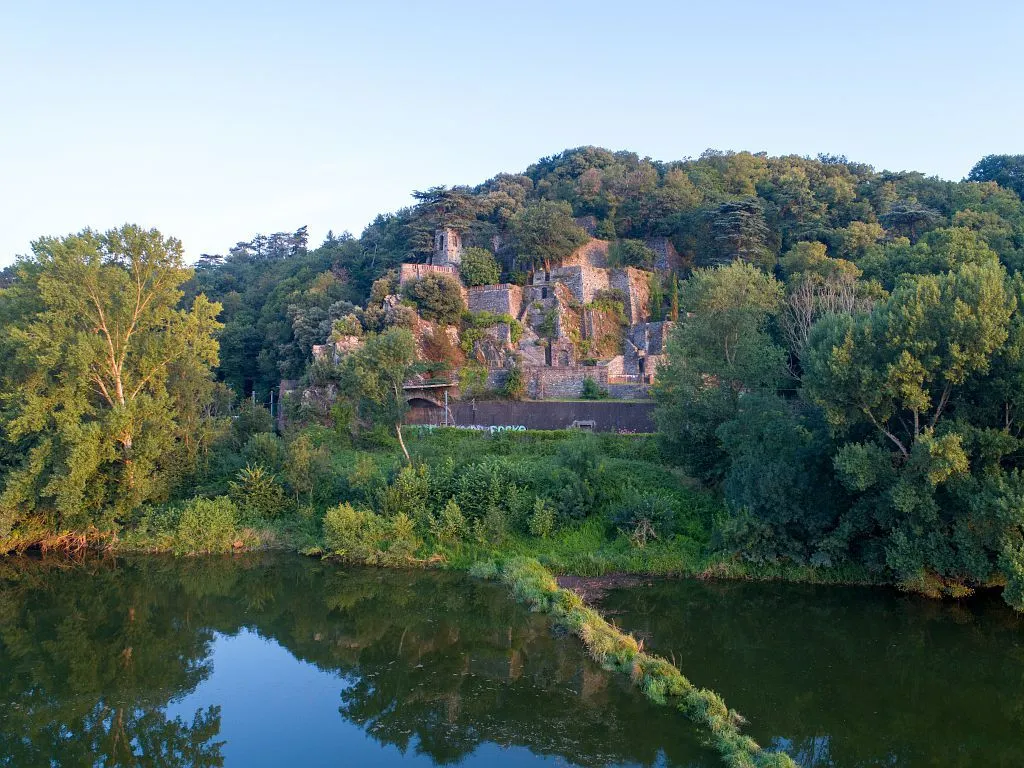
968, 155, 1024, 200
337, 328, 418, 462
0, 226, 222, 545
654, 263, 786, 482
609, 239, 657, 269
707, 198, 774, 269
403, 273, 465, 324
459, 247, 501, 287
508, 201, 588, 270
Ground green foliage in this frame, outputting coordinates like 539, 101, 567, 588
502, 365, 526, 400
430, 498, 468, 547
242, 432, 286, 472
174, 496, 238, 555
459, 247, 501, 286
968, 154, 1024, 200
323, 502, 385, 563
232, 400, 275, 448
228, 464, 288, 519
508, 200, 588, 269
528, 497, 556, 539
612, 492, 678, 548
609, 239, 657, 269
0, 225, 223, 541
580, 377, 609, 400
403, 273, 465, 324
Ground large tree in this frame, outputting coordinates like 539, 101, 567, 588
0, 226, 222, 546
508, 200, 588, 270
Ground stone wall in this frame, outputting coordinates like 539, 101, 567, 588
545, 263, 610, 304
399, 263, 460, 286
562, 238, 610, 268
610, 267, 652, 324
467, 284, 523, 317
526, 365, 607, 399
644, 236, 680, 271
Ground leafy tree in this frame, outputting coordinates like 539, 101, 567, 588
0, 226, 222, 544
459, 247, 501, 286
508, 200, 588, 270
707, 198, 774, 269
609, 239, 657, 268
337, 328, 419, 462
654, 263, 786, 483
403, 273, 465, 324
968, 155, 1024, 200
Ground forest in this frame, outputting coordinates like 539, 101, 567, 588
2, 148, 1024, 612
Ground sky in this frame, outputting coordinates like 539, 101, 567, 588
1, 0, 1021, 266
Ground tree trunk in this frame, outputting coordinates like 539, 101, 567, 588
396, 423, 410, 464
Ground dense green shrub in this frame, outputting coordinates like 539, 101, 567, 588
528, 497, 556, 539
459, 247, 501, 286
229, 464, 288, 518
502, 366, 526, 400
612, 492, 678, 547
242, 432, 286, 472
174, 497, 238, 554
429, 498, 468, 548
232, 400, 275, 448
580, 377, 609, 400
323, 502, 384, 563
378, 464, 431, 523
403, 273, 465, 324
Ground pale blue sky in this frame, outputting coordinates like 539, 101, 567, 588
2, 1, 1021, 266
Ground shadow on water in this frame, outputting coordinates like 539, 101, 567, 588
0, 554, 717, 767
600, 578, 1024, 767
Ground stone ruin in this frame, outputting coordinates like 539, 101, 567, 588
322, 227, 678, 402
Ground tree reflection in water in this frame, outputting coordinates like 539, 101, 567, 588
0, 555, 714, 768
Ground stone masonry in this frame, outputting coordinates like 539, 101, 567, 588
467, 284, 523, 317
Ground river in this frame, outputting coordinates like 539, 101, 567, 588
0, 554, 1021, 767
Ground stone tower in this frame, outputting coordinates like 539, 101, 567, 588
433, 228, 463, 267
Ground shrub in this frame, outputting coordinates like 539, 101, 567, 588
382, 512, 422, 564
403, 273, 465, 324
175, 497, 238, 554
612, 491, 678, 547
323, 502, 385, 563
459, 247, 501, 286
378, 464, 430, 523
528, 497, 556, 539
283, 434, 331, 503
242, 432, 286, 472
502, 366, 526, 400
232, 400, 274, 448
430, 498, 468, 547
229, 464, 288, 519
580, 377, 609, 400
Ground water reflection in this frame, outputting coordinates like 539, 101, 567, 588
600, 579, 1024, 767
0, 555, 714, 767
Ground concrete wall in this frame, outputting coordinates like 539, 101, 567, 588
406, 399, 656, 432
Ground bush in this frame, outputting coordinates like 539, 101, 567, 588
232, 400, 274, 448
404, 273, 465, 324
323, 502, 385, 563
502, 366, 526, 400
175, 497, 238, 554
242, 432, 286, 472
580, 377, 609, 400
430, 498, 468, 548
229, 464, 288, 519
382, 512, 422, 564
459, 247, 501, 286
612, 491, 678, 547
528, 497, 556, 539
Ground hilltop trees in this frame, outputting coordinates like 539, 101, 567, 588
0, 226, 222, 545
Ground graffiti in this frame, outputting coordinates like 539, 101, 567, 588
410, 424, 527, 435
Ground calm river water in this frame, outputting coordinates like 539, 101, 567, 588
0, 554, 1021, 767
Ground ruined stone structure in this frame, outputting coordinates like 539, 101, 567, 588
644, 236, 680, 271
467, 284, 523, 317
433, 227, 463, 267
399, 262, 460, 286
312, 335, 363, 364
